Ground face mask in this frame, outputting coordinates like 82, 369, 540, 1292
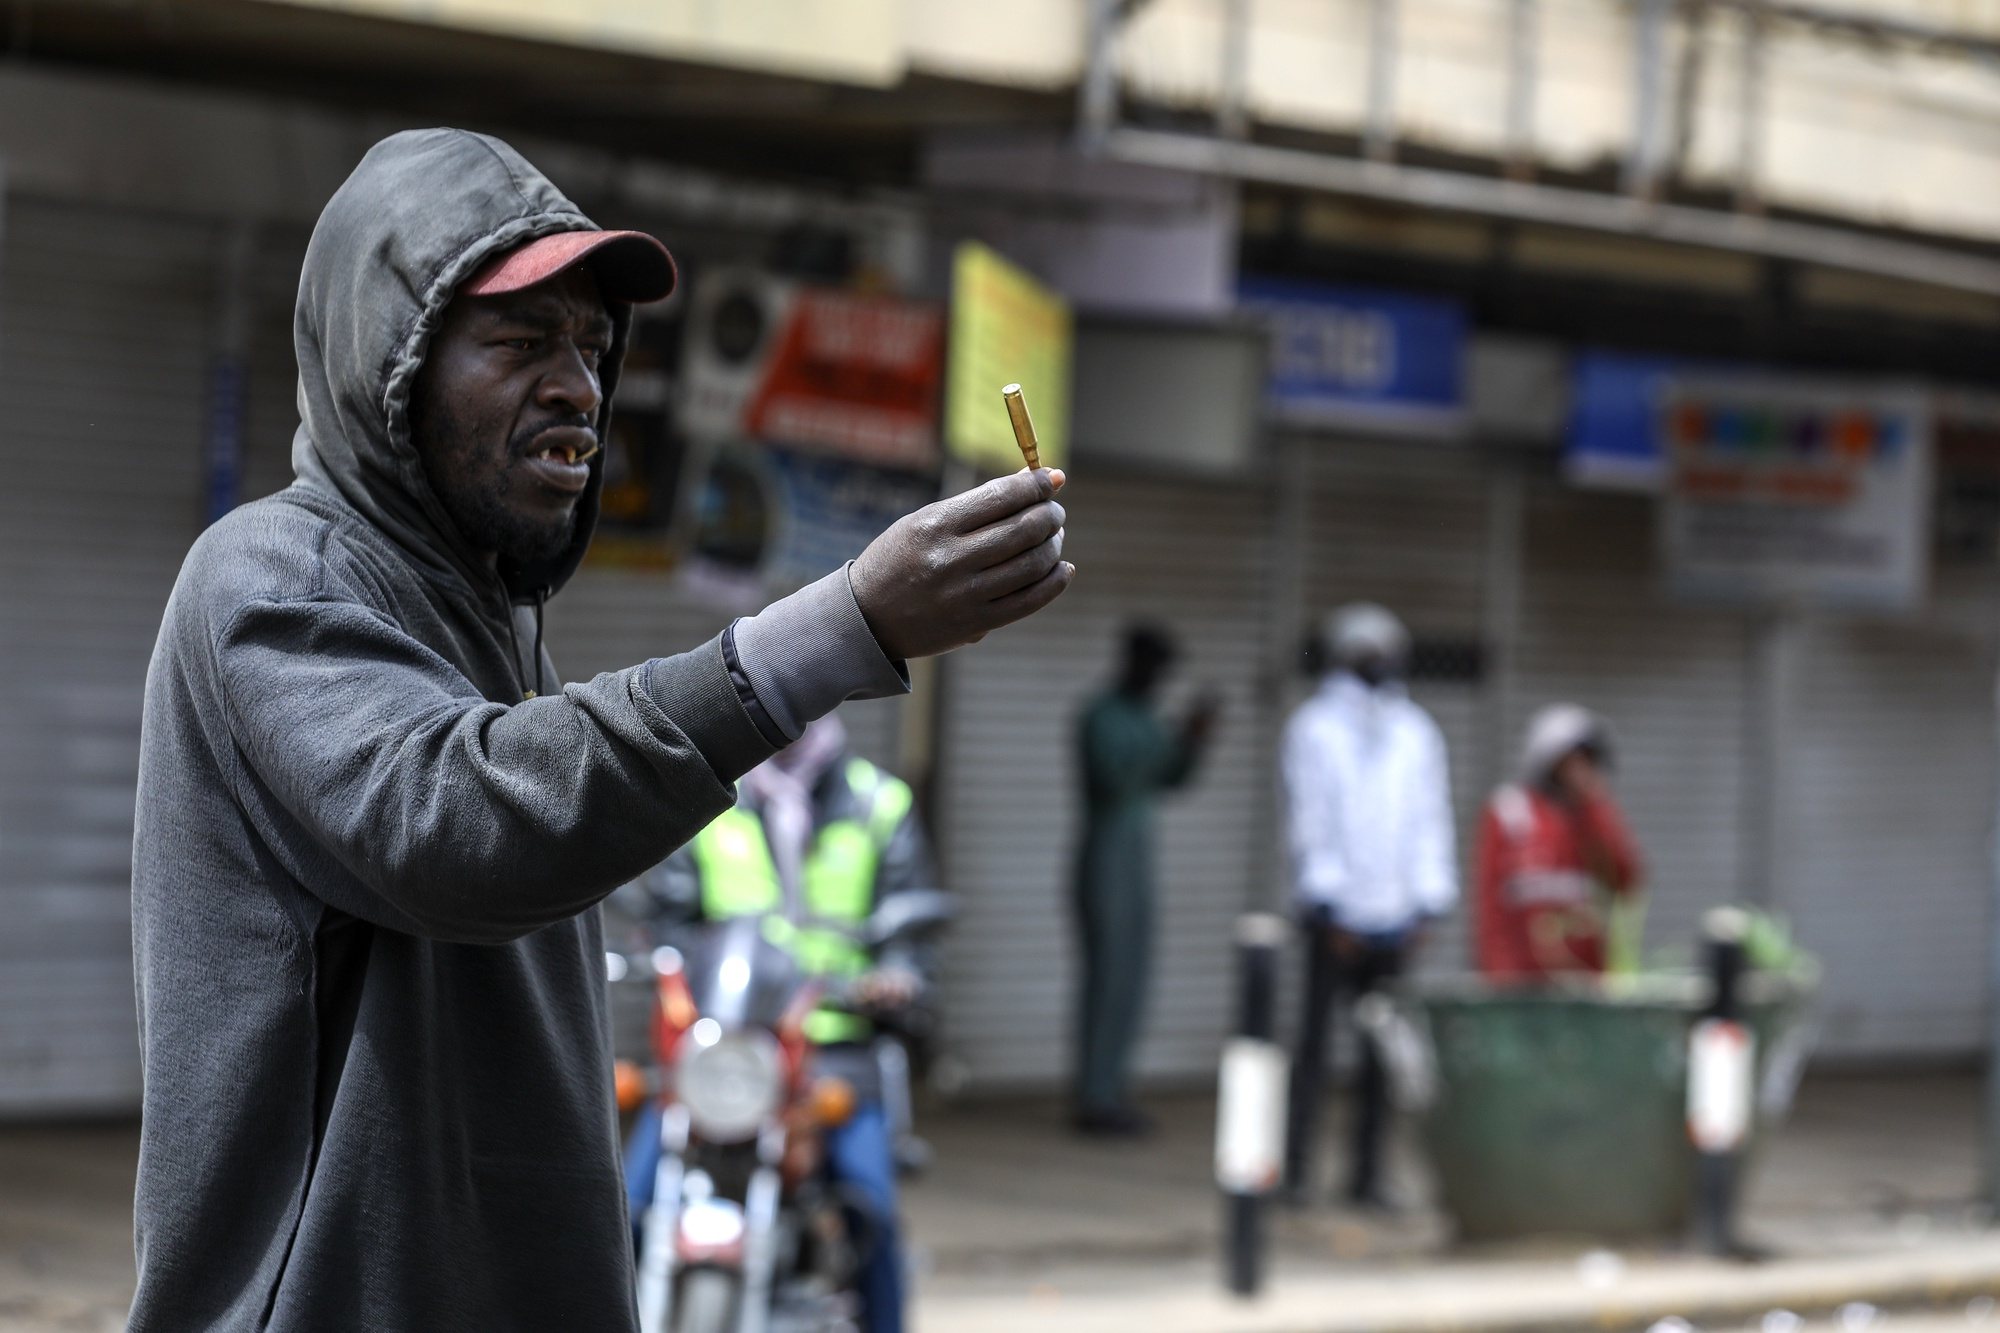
1353, 657, 1392, 689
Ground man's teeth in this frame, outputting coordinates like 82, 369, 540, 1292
535, 444, 599, 465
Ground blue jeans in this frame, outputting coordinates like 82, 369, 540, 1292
625, 1099, 905, 1333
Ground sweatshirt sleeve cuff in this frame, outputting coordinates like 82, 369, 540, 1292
638, 636, 780, 785
726, 564, 910, 744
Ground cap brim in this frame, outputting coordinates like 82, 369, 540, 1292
460, 229, 678, 304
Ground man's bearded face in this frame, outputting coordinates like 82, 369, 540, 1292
410, 264, 612, 573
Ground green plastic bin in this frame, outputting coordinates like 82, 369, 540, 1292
1387, 970, 1815, 1242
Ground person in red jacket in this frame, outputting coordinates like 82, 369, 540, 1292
1475, 704, 1644, 980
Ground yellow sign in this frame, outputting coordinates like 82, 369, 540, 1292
946, 243, 1071, 472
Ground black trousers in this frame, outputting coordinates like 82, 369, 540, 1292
1283, 928, 1406, 1200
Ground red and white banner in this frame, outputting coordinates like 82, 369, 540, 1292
683, 269, 943, 472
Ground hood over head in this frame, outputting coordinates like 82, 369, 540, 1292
291, 128, 659, 603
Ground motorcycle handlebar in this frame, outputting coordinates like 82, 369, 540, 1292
603, 950, 932, 1032
602, 946, 685, 985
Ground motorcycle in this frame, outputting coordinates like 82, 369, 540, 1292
609, 890, 953, 1333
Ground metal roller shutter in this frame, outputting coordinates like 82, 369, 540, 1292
1502, 477, 1992, 1059
1509, 482, 1758, 962
1776, 567, 1998, 1059
0, 198, 220, 1114
241, 225, 313, 507
935, 471, 1278, 1090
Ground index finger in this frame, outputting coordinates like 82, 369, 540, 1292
939, 468, 1064, 534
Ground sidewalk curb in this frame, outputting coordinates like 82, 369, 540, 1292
920, 1242, 2000, 1333
1246, 1248, 2000, 1333
1430, 1270, 2000, 1333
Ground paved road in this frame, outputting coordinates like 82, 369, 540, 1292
1, 1072, 1990, 1332
0, 1122, 133, 1332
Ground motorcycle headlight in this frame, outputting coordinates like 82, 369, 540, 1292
676, 1025, 784, 1143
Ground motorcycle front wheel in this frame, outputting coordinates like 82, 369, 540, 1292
672, 1267, 739, 1333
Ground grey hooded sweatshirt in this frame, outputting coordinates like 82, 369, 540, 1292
130, 129, 905, 1330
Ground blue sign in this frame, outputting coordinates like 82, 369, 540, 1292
1566, 350, 1740, 490
1238, 276, 1466, 433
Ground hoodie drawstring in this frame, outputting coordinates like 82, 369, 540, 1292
532, 589, 546, 699
506, 590, 548, 702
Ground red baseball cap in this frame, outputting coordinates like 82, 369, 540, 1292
460, 229, 677, 304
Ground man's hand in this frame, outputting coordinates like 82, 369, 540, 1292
1553, 751, 1607, 804
850, 469, 1073, 661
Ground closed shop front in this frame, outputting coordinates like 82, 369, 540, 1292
0, 198, 224, 1112
1506, 481, 1762, 965
934, 469, 1279, 1089
1296, 437, 1495, 974
1776, 565, 1998, 1058
6, 130, 1994, 1123
1505, 428, 1997, 1062
0, 154, 922, 1112
928, 430, 1494, 1089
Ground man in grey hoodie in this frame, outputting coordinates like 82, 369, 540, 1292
130, 129, 1072, 1331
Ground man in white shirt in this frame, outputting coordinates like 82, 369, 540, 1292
1280, 603, 1458, 1208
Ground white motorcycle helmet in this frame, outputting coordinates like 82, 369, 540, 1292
1323, 602, 1411, 685
1520, 703, 1613, 785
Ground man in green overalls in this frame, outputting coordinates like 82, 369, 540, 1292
1071, 623, 1218, 1136
612, 714, 937, 1333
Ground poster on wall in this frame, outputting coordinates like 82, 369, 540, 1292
682, 267, 944, 472
763, 448, 938, 591
1660, 376, 1933, 611
677, 444, 936, 609
1566, 351, 1694, 491
945, 242, 1072, 473
677, 443, 782, 612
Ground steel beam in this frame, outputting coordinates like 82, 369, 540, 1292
1217, 0, 1251, 140
1626, 0, 1674, 197
1734, 0, 1768, 210
1365, 0, 1399, 161
1078, 0, 1122, 154
1504, 0, 1539, 176
1739, 0, 2000, 58
1100, 124, 2000, 298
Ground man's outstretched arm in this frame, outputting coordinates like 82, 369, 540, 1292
207, 469, 1072, 945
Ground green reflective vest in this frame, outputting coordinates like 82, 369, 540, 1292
691, 757, 913, 1045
